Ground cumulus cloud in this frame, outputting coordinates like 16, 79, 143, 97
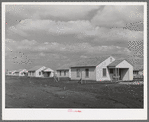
5, 5, 144, 71
93, 27, 143, 42
91, 5, 143, 28
7, 26, 28, 37
8, 19, 95, 36
8, 19, 143, 43
20, 39, 37, 45
5, 39, 38, 52
6, 5, 100, 20
5, 38, 131, 56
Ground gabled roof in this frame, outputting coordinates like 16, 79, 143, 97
108, 59, 133, 67
108, 59, 125, 67
71, 56, 111, 68
57, 63, 73, 70
43, 68, 54, 72
28, 66, 45, 71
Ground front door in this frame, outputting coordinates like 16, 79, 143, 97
109, 69, 114, 80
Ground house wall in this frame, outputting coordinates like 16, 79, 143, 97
15, 72, 19, 76
19, 70, 27, 76
35, 67, 46, 77
96, 56, 115, 81
28, 67, 46, 77
14, 69, 27, 76
11, 72, 14, 75
43, 72, 54, 77
71, 67, 96, 80
28, 71, 35, 77
69, 69, 71, 78
133, 71, 139, 77
133, 70, 140, 77
57, 70, 69, 77
139, 70, 143, 75
19, 72, 26, 76
51, 72, 54, 77
133, 70, 143, 78
8, 72, 12, 75
120, 68, 129, 80
116, 60, 133, 80
43, 72, 49, 77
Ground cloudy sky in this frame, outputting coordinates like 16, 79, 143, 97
5, 4, 144, 71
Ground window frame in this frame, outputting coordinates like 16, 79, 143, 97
60, 71, 61, 76
109, 69, 113, 74
133, 71, 138, 75
76, 69, 80, 77
64, 71, 66, 76
85, 69, 89, 78
103, 68, 107, 77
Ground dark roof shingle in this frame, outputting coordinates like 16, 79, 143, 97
108, 59, 124, 67
71, 56, 110, 67
57, 62, 75, 70
108, 59, 134, 67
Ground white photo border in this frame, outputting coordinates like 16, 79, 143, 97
2, 2, 147, 120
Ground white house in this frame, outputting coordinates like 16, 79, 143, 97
28, 66, 46, 77
14, 69, 27, 76
133, 65, 143, 78
107, 59, 133, 81
70, 56, 133, 81
42, 68, 54, 77
56, 64, 73, 78
7, 70, 16, 75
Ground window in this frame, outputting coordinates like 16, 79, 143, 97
64, 71, 66, 76
60, 71, 61, 76
110, 69, 113, 74
77, 69, 80, 77
39, 72, 41, 75
103, 68, 107, 77
85, 69, 89, 77
133, 71, 138, 75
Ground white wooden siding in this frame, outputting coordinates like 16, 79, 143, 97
71, 67, 96, 80
96, 56, 115, 81
57, 70, 70, 77
116, 60, 133, 80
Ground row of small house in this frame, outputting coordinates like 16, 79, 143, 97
7, 56, 144, 81
7, 66, 54, 77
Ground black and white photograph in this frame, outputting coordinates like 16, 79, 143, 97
2, 2, 147, 120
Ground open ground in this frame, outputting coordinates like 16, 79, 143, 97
5, 76, 143, 108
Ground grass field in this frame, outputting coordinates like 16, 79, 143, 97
5, 76, 143, 108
